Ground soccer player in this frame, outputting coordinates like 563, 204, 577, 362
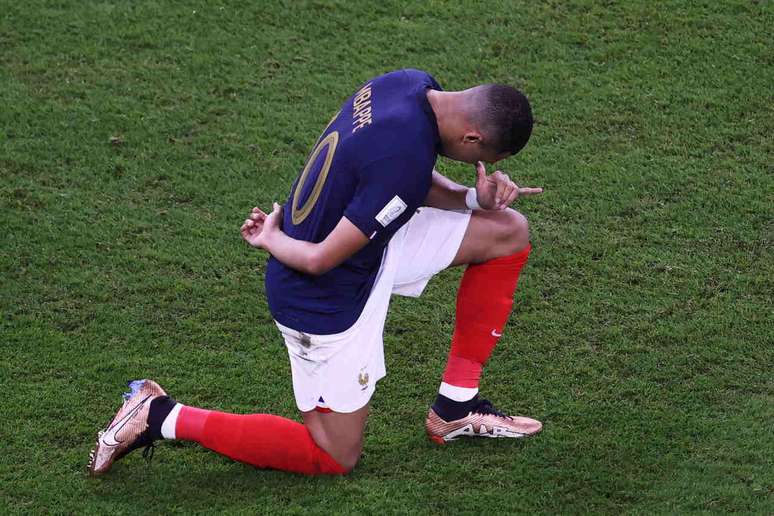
88, 69, 543, 477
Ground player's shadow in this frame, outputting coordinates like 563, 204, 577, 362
85, 441, 347, 510
85, 433, 532, 510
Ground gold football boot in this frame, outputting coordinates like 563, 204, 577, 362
426, 398, 542, 444
87, 379, 167, 476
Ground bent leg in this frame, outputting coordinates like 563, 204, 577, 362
433, 208, 533, 418
452, 207, 530, 266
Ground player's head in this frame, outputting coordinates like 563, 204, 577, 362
435, 84, 533, 164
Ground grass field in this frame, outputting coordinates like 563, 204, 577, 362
2, 0, 772, 513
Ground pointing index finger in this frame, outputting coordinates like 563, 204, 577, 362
517, 187, 543, 196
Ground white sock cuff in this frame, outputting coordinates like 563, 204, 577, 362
439, 382, 479, 402
160, 403, 183, 440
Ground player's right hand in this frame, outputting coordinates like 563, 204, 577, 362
474, 161, 543, 210
241, 203, 283, 249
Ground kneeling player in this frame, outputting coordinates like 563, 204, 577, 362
88, 69, 543, 476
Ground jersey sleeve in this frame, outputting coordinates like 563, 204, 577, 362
343, 155, 429, 240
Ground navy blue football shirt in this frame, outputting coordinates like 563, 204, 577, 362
265, 69, 442, 334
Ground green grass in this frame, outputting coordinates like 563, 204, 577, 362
1, 0, 772, 513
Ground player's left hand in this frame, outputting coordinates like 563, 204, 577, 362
241, 202, 283, 249
474, 161, 543, 210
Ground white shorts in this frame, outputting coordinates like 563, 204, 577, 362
275, 207, 472, 413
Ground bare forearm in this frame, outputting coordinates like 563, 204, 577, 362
423, 170, 469, 210
263, 230, 322, 275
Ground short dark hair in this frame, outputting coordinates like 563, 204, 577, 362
474, 84, 533, 156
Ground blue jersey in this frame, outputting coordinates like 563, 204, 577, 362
265, 69, 442, 334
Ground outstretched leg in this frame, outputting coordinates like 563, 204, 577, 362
88, 380, 365, 476
157, 399, 366, 474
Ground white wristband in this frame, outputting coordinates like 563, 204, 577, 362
465, 188, 481, 210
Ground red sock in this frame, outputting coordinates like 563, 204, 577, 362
442, 244, 531, 390
176, 406, 347, 476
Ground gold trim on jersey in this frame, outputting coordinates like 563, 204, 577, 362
325, 110, 341, 133
291, 130, 339, 225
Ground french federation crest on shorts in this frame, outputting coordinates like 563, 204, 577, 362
358, 369, 369, 390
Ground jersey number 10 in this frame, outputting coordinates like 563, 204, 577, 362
291, 110, 342, 225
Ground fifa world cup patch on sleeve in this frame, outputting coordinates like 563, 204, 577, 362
375, 195, 407, 227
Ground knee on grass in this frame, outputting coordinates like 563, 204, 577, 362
310, 431, 362, 474
335, 450, 361, 474
320, 441, 362, 474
